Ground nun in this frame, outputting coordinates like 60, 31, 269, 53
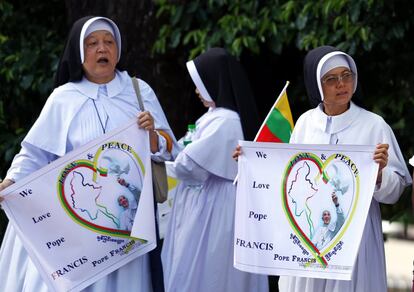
0, 16, 178, 291
161, 48, 269, 292
279, 46, 411, 291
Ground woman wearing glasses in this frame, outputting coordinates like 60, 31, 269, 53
279, 46, 411, 292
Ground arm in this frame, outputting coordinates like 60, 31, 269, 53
334, 206, 345, 233
137, 111, 159, 154
0, 179, 14, 202
373, 130, 411, 203
0, 142, 57, 201
137, 79, 180, 162
117, 178, 141, 201
332, 193, 345, 234
180, 111, 241, 180
373, 167, 406, 204
373, 143, 388, 185
173, 153, 210, 185
6, 142, 57, 182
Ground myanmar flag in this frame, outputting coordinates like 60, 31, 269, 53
255, 81, 294, 143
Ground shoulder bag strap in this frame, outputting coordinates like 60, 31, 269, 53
131, 77, 145, 111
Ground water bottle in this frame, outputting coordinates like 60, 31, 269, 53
183, 124, 196, 146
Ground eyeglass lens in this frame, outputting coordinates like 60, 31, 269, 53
323, 72, 354, 86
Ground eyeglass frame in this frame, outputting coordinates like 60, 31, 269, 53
321, 71, 355, 86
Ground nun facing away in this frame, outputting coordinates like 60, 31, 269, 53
161, 48, 269, 292
279, 46, 411, 291
0, 16, 178, 291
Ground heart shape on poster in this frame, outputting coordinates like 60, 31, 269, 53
282, 152, 360, 267
57, 141, 145, 238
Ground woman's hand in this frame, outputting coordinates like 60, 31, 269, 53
374, 143, 389, 184
0, 179, 15, 203
137, 111, 158, 153
137, 111, 155, 131
232, 145, 242, 161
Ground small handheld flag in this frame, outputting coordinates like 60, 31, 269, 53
234, 81, 294, 184
255, 81, 294, 143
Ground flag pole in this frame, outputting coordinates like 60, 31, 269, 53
253, 80, 290, 142
233, 81, 290, 184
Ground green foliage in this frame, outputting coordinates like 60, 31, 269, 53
154, 0, 414, 59
0, 0, 66, 178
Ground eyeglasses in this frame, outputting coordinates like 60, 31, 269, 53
321, 71, 355, 86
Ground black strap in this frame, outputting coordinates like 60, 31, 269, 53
91, 99, 108, 134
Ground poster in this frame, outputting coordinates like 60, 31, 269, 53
0, 119, 156, 291
234, 141, 378, 280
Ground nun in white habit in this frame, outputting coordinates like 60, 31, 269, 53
279, 46, 411, 291
161, 48, 268, 292
0, 16, 178, 291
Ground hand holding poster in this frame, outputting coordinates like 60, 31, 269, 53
0, 119, 155, 292
234, 141, 378, 280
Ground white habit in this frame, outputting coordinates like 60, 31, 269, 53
0, 70, 177, 292
279, 102, 411, 292
162, 107, 268, 292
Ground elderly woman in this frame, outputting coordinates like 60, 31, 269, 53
279, 46, 411, 291
161, 48, 268, 292
0, 16, 177, 291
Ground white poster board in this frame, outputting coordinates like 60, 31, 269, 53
234, 141, 378, 280
1, 119, 156, 291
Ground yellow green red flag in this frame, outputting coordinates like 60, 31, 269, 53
255, 81, 294, 143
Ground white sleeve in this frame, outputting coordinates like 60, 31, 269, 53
172, 152, 210, 184
139, 79, 180, 162
150, 131, 172, 162
373, 124, 411, 204
6, 142, 58, 182
335, 206, 345, 231
373, 167, 406, 204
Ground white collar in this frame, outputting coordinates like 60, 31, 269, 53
311, 102, 361, 134
72, 70, 127, 100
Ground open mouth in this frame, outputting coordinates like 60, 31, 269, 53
97, 57, 109, 64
